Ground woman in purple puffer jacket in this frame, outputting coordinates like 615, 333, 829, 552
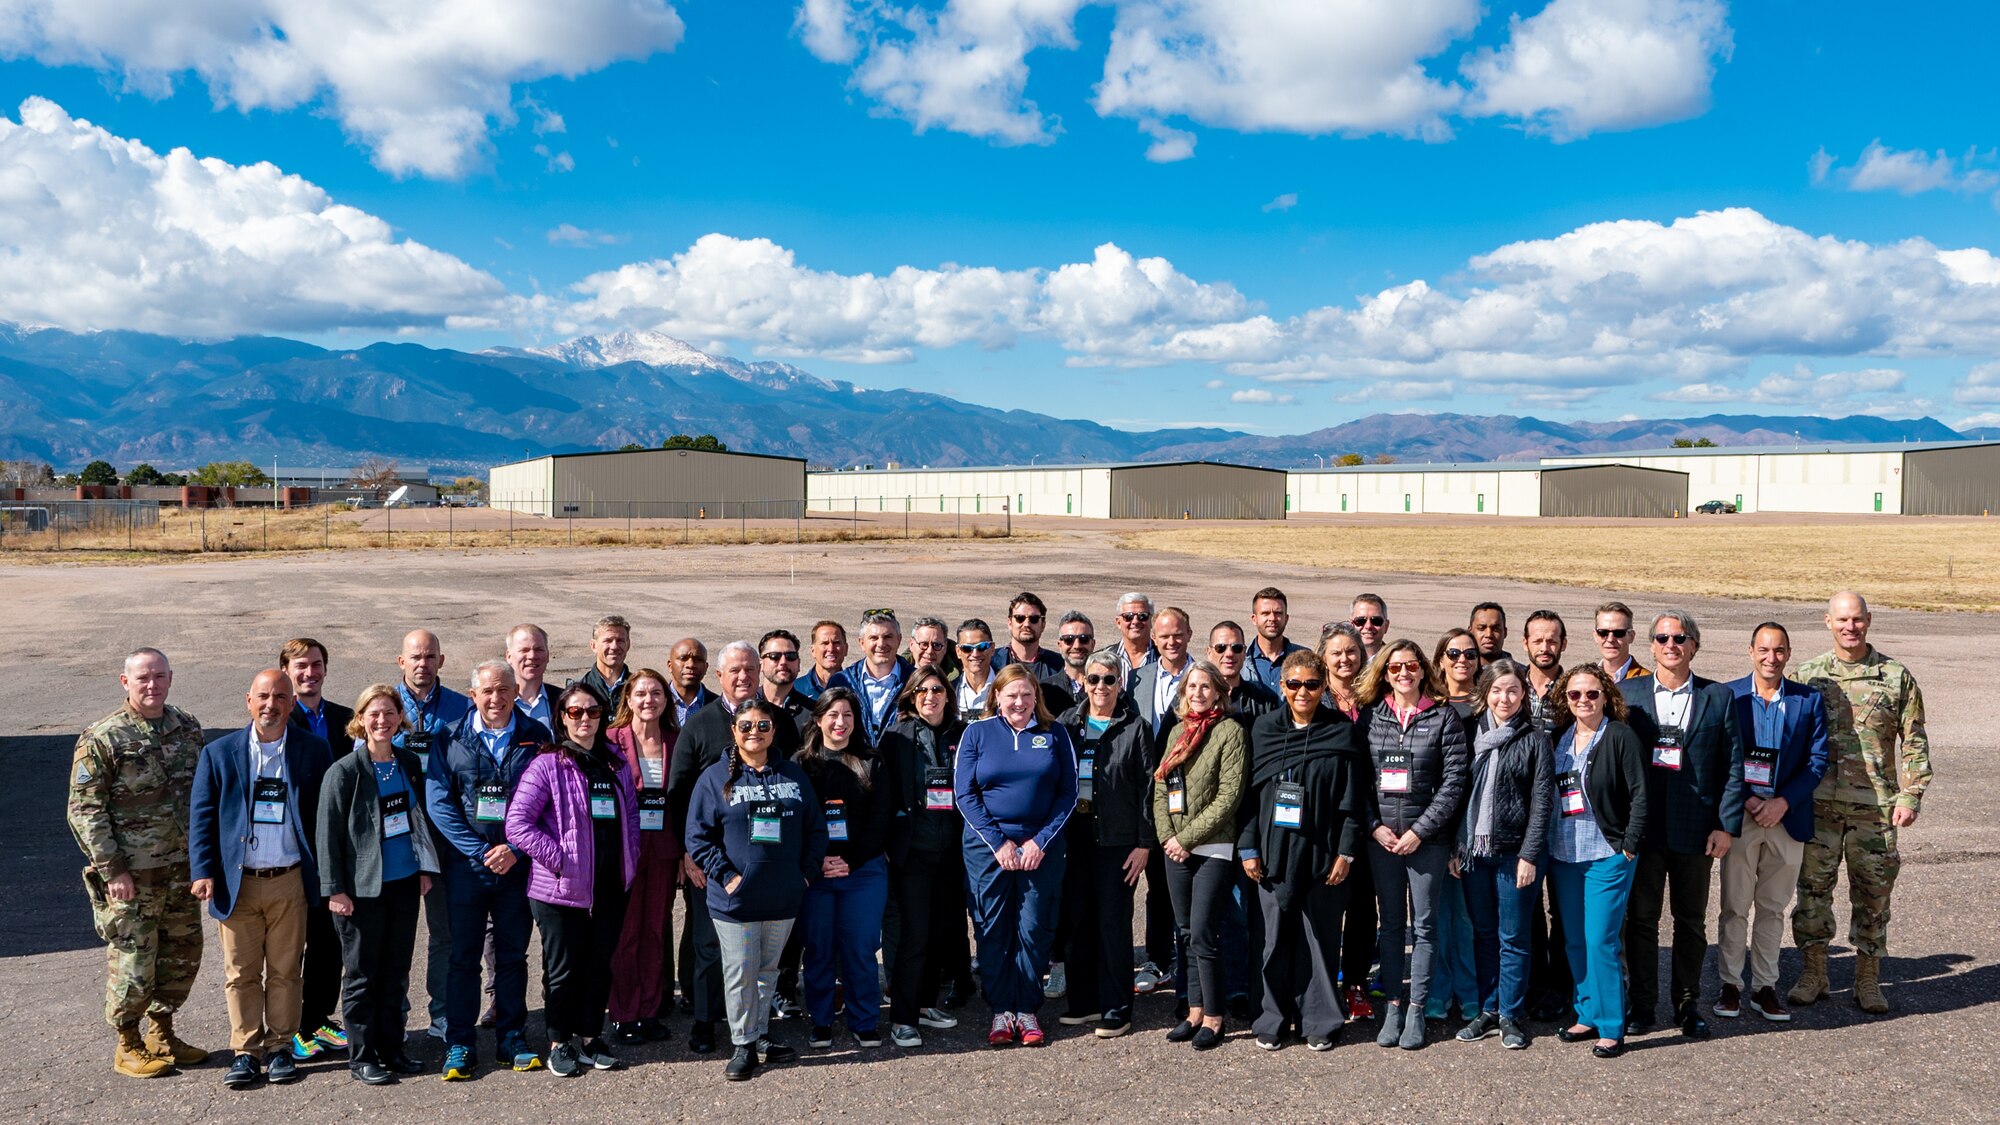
506, 681, 640, 1078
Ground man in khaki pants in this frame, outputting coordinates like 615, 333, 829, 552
189, 670, 332, 1089
1715, 624, 1828, 1023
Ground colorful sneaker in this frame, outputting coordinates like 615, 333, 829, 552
288, 1033, 323, 1061
499, 1032, 542, 1072
988, 1013, 1016, 1047
313, 1024, 350, 1051
1134, 962, 1163, 994
1018, 1013, 1045, 1047
440, 1045, 475, 1081
1344, 985, 1375, 1021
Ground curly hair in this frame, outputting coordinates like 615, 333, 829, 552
1547, 664, 1629, 731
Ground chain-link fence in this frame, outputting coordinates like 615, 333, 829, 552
0, 496, 1013, 554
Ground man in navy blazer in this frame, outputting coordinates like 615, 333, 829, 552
1618, 610, 1745, 1040
188, 669, 332, 1089
1715, 623, 1829, 1024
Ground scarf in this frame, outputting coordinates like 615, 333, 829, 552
1464, 714, 1515, 857
1154, 707, 1224, 781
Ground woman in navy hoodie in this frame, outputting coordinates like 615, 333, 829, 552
506, 682, 639, 1078
685, 698, 828, 1082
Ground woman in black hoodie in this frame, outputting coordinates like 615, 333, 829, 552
1448, 660, 1553, 1051
876, 665, 972, 1047
1239, 651, 1370, 1052
1056, 651, 1157, 1039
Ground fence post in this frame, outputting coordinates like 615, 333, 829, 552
386, 503, 392, 548
796, 501, 801, 544
323, 504, 329, 549
126, 503, 132, 551
741, 504, 746, 543
55, 507, 61, 551
262, 506, 268, 551
1006, 501, 1011, 538
509, 502, 514, 546
200, 507, 206, 552
904, 498, 910, 539
568, 512, 574, 546
957, 496, 962, 538
628, 501, 634, 545
448, 502, 454, 547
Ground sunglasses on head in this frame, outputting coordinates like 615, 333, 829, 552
1445, 647, 1478, 661
1283, 678, 1325, 691
1653, 633, 1690, 645
760, 650, 799, 662
1084, 674, 1121, 687
1058, 633, 1094, 645
563, 705, 603, 720
1595, 627, 1631, 639
1211, 642, 1246, 655
735, 719, 774, 734
958, 641, 993, 653
1118, 611, 1152, 623
862, 607, 894, 618
1385, 661, 1421, 675
1566, 689, 1603, 702
1011, 613, 1044, 624
1352, 615, 1386, 628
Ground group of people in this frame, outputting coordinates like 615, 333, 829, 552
67, 585, 1929, 1088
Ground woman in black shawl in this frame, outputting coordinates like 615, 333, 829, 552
1238, 650, 1372, 1051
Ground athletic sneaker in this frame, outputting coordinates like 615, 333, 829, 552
1043, 963, 1067, 999
289, 1032, 324, 1061
808, 1025, 834, 1049
1058, 1010, 1100, 1026
499, 1032, 542, 1072
989, 1013, 1016, 1047
1018, 1013, 1046, 1047
890, 1025, 923, 1048
313, 1024, 349, 1051
1307, 1035, 1337, 1052
1456, 1012, 1501, 1042
578, 1038, 624, 1070
1133, 962, 1163, 994
1095, 1010, 1132, 1039
547, 1042, 582, 1077
918, 1007, 958, 1030
1344, 985, 1375, 1021
852, 1028, 883, 1049
440, 1045, 475, 1081
1500, 1019, 1530, 1050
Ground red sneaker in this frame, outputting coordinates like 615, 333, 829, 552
1345, 986, 1375, 1021
1018, 1013, 1045, 1047
988, 1013, 1015, 1047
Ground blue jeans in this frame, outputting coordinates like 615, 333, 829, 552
1426, 874, 1478, 1018
963, 832, 1067, 1014
800, 855, 890, 1032
443, 861, 531, 1050
1462, 854, 1540, 1020
1548, 853, 1637, 1041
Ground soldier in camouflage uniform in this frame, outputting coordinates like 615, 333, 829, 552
67, 647, 209, 1077
1788, 592, 1930, 1015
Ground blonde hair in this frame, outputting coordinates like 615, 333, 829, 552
346, 683, 411, 742
985, 663, 1056, 724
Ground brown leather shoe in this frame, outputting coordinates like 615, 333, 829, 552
1712, 984, 1741, 1018
1748, 986, 1791, 1022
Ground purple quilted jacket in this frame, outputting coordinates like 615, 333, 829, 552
505, 745, 639, 909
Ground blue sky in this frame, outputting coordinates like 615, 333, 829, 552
3, 0, 1999, 434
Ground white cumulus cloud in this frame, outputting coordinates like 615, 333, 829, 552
1228, 388, 1292, 404
0, 0, 685, 178
1953, 361, 2000, 405
1650, 363, 1907, 406
0, 97, 506, 335
1816, 140, 2000, 196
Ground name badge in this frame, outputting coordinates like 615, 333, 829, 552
475, 780, 508, 822
1273, 780, 1305, 830
1652, 726, 1684, 771
1165, 774, 1186, 815
589, 778, 618, 821
1379, 749, 1412, 794
925, 767, 955, 812
750, 802, 783, 845
638, 789, 667, 832
252, 777, 288, 825
1556, 769, 1585, 818
1077, 752, 1096, 805
1745, 744, 1778, 789
380, 790, 411, 838
405, 731, 433, 776
825, 799, 849, 841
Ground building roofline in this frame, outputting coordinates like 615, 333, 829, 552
493, 447, 808, 469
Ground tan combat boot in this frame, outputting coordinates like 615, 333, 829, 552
114, 1025, 174, 1078
143, 1013, 211, 1065
1787, 944, 1830, 1006
1853, 954, 1890, 1014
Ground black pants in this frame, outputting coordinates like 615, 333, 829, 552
1059, 824, 1139, 1020
1527, 878, 1573, 1012
1165, 852, 1233, 1012
889, 845, 969, 1026
532, 889, 630, 1043
776, 926, 804, 1003
1341, 849, 1376, 990
678, 883, 726, 1024
1143, 849, 1177, 972
301, 900, 343, 1035
1255, 877, 1349, 1041
333, 874, 422, 1067
1624, 848, 1715, 1018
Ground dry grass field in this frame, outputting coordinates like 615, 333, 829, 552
1124, 520, 2000, 611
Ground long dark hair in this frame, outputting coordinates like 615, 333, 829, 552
552, 681, 612, 760
799, 686, 871, 790
723, 698, 785, 801
894, 663, 959, 727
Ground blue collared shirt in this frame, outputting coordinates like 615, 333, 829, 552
1246, 639, 1305, 692
472, 713, 517, 765
1550, 726, 1613, 865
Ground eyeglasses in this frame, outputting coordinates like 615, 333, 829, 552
1566, 689, 1603, 702
735, 719, 774, 734
1445, 647, 1478, 662
1084, 674, 1121, 687
1058, 633, 1094, 645
957, 641, 993, 653
760, 650, 800, 662
1117, 611, 1152, 623
1211, 643, 1246, 655
1653, 633, 1690, 645
1283, 678, 1325, 691
913, 685, 948, 696
1595, 627, 1632, 639
563, 706, 603, 720
1352, 615, 1386, 628
1385, 661, 1421, 675
1011, 614, 1044, 624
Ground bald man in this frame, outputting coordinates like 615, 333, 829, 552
1787, 592, 1931, 1015
188, 670, 333, 1088
392, 629, 471, 1041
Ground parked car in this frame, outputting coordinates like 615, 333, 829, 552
1695, 500, 1738, 514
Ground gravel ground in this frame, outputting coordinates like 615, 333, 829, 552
3, 534, 1995, 1122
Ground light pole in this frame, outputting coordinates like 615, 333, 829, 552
1314, 454, 1325, 468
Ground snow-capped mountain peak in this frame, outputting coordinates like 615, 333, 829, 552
528, 330, 728, 371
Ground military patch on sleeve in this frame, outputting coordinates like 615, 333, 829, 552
73, 759, 95, 786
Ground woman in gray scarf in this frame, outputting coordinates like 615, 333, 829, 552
1448, 660, 1554, 1050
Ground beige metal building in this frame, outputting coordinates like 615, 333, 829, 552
1541, 439, 2000, 515
808, 461, 1287, 520
1286, 463, 1688, 518
489, 447, 807, 518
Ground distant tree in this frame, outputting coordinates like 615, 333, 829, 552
159, 471, 188, 486
79, 460, 119, 486
347, 456, 401, 497
1671, 437, 1719, 448
452, 475, 488, 499
1371, 453, 1396, 465
616, 443, 646, 452
1335, 453, 1366, 467
0, 460, 55, 485
189, 461, 273, 487
662, 433, 729, 452
125, 463, 167, 486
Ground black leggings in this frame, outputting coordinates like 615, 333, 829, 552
532, 890, 629, 1043
889, 846, 969, 1026
1165, 852, 1233, 1013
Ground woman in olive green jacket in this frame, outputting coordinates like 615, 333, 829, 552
1153, 660, 1246, 1050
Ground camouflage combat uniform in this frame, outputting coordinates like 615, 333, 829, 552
1790, 648, 1930, 956
67, 704, 206, 1029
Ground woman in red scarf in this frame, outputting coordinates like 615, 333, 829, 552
1153, 660, 1246, 1050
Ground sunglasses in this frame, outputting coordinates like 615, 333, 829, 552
1084, 674, 1121, 687
735, 719, 774, 734
563, 706, 604, 720
1058, 633, 1094, 645
760, 650, 800, 662
1595, 627, 1632, 639
913, 685, 948, 696
1211, 643, 1247, 655
1653, 633, 1690, 645
1566, 689, 1603, 702
1283, 678, 1325, 691
1118, 611, 1153, 623
1011, 614, 1044, 624
1385, 661, 1421, 675
1352, 615, 1386, 628
1445, 647, 1478, 662
863, 607, 894, 618
957, 641, 994, 653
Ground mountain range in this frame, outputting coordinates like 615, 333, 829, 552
0, 323, 1979, 474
